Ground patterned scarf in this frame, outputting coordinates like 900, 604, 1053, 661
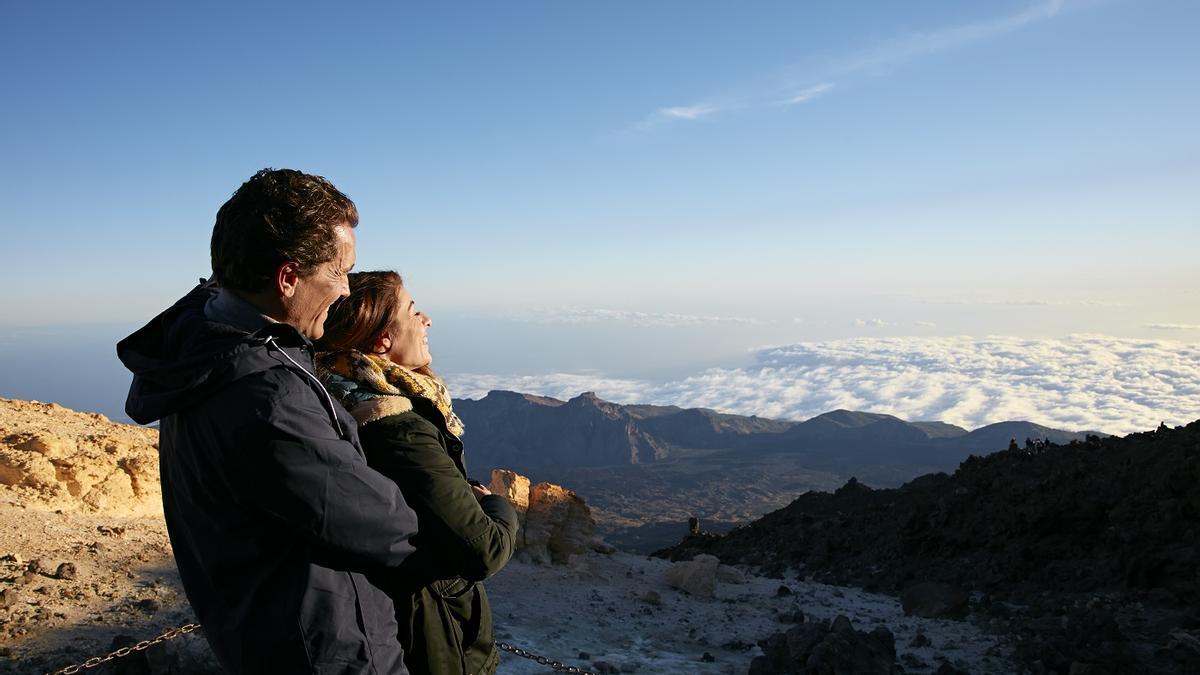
316, 350, 465, 438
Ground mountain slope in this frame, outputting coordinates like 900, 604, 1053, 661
656, 421, 1200, 673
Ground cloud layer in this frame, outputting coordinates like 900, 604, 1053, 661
447, 335, 1200, 436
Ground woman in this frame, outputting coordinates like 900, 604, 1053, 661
315, 270, 518, 675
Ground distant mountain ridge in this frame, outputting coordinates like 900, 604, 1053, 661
454, 389, 1100, 476
453, 390, 1104, 553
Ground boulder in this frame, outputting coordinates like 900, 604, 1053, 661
716, 564, 746, 584
750, 614, 897, 674
900, 582, 969, 619
491, 469, 596, 565
664, 554, 720, 598
488, 469, 530, 512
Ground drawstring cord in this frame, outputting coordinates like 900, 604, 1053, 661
264, 336, 345, 438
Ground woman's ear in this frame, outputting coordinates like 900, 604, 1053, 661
372, 331, 391, 354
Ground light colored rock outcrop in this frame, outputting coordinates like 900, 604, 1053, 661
716, 563, 747, 585
488, 469, 531, 512
0, 399, 160, 516
489, 468, 597, 565
664, 553, 720, 597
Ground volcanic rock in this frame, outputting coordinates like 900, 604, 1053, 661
0, 399, 160, 516
490, 469, 597, 564
900, 582, 969, 619
749, 614, 897, 674
660, 420, 1200, 674
664, 554, 720, 597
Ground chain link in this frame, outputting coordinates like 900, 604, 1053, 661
47, 625, 595, 675
46, 623, 201, 675
498, 641, 603, 674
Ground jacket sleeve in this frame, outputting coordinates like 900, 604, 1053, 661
360, 415, 519, 582
229, 370, 419, 569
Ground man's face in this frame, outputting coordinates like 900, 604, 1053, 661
283, 225, 356, 340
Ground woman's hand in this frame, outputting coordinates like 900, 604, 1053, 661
468, 480, 492, 500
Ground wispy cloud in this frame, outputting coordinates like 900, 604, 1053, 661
1145, 323, 1200, 331
853, 318, 893, 328
628, 0, 1069, 131
922, 297, 1120, 307
825, 0, 1065, 77
448, 334, 1200, 436
531, 307, 766, 327
660, 104, 719, 120
633, 103, 724, 131
779, 82, 834, 106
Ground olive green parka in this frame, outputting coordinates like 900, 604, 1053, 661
354, 395, 519, 675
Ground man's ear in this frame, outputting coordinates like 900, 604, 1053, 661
276, 261, 301, 299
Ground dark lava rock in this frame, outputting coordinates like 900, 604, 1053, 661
657, 422, 1200, 605
908, 631, 930, 648
661, 421, 1200, 674
775, 585, 793, 597
135, 598, 162, 614
749, 614, 896, 674
700, 651, 715, 662
52, 562, 77, 580
900, 582, 968, 619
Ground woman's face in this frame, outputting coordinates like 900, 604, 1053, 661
380, 285, 432, 369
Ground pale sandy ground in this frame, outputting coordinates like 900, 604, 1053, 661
487, 551, 1015, 674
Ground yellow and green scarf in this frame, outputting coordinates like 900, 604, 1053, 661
317, 350, 465, 438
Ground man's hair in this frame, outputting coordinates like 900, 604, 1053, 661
317, 271, 405, 354
211, 168, 359, 293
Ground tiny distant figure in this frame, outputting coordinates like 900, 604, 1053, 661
1008, 438, 1019, 452
317, 271, 519, 675
689, 516, 702, 535
118, 169, 420, 674
1025, 437, 1035, 450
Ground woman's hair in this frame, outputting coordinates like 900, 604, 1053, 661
316, 270, 404, 353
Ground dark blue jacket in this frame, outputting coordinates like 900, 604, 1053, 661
118, 283, 420, 674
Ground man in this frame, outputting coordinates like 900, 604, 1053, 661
118, 169, 420, 674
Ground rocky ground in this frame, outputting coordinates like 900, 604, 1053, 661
0, 399, 211, 674
488, 551, 1012, 674
660, 421, 1200, 674
0, 398, 1023, 674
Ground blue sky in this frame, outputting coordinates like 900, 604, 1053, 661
1, 1, 1197, 430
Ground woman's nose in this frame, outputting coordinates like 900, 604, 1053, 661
419, 312, 432, 328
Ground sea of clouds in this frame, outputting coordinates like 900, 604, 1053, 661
446, 335, 1200, 435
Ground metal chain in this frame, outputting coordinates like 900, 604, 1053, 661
498, 641, 603, 675
47, 625, 595, 675
45, 623, 202, 675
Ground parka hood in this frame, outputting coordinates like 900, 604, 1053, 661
117, 282, 308, 424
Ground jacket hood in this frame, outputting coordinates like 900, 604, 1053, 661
117, 283, 308, 424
